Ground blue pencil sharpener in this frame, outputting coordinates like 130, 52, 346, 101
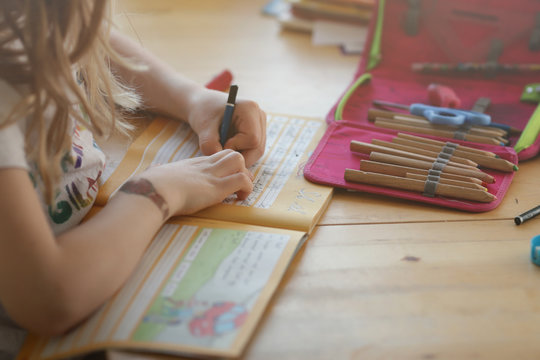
531, 235, 540, 266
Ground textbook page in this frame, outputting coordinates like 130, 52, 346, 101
97, 113, 333, 233
20, 217, 306, 360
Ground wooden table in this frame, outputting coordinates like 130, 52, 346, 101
108, 1, 540, 359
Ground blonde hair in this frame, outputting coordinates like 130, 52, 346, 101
0, 0, 140, 203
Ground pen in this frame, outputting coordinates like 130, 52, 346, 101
515, 204, 540, 225
219, 84, 238, 147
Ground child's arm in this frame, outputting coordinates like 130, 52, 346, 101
0, 150, 252, 336
108, 29, 266, 168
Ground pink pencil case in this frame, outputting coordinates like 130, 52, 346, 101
303, 0, 540, 211
304, 120, 517, 212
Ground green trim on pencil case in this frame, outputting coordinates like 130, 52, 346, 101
335, 73, 372, 120
367, 0, 385, 70
335, 0, 382, 120
514, 103, 540, 153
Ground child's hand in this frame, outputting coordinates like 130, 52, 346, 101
186, 88, 266, 168
138, 149, 253, 217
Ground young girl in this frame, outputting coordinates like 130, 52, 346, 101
0, 1, 266, 358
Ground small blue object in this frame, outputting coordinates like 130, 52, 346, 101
530, 235, 540, 266
409, 103, 492, 126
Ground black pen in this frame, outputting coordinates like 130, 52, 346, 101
219, 85, 238, 147
515, 204, 540, 225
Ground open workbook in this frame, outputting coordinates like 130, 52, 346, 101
18, 113, 332, 360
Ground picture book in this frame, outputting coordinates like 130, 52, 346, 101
18, 113, 332, 360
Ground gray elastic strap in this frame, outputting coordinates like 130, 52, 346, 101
441, 144, 456, 156
453, 130, 467, 140
424, 160, 446, 197
422, 174, 440, 197
437, 152, 452, 160
431, 160, 447, 171
445, 142, 459, 149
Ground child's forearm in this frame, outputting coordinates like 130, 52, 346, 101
0, 171, 167, 336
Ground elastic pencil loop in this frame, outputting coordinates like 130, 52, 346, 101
459, 124, 473, 133
430, 160, 447, 171
437, 152, 452, 161
452, 130, 467, 140
441, 143, 457, 156
428, 169, 442, 177
422, 175, 440, 197
444, 141, 459, 149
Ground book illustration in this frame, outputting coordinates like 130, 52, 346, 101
31, 219, 299, 359
130, 228, 287, 350
142, 298, 248, 337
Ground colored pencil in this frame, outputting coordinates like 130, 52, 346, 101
369, 151, 495, 183
359, 160, 485, 185
391, 136, 518, 172
344, 169, 496, 203
396, 133, 498, 158
350, 140, 478, 170
368, 108, 508, 137
374, 119, 505, 146
371, 138, 478, 167
404, 172, 487, 191
376, 115, 507, 138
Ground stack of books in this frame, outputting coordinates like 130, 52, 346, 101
266, 0, 374, 54
288, 0, 374, 25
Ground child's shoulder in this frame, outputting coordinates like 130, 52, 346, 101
0, 78, 22, 124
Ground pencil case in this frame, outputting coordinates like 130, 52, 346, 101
304, 0, 540, 211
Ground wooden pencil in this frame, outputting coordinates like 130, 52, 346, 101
396, 133, 498, 157
371, 138, 478, 167
350, 140, 478, 170
404, 172, 487, 191
368, 108, 425, 122
374, 119, 505, 146
344, 169, 496, 203
367, 108, 510, 137
371, 112, 508, 138
391, 136, 518, 172
369, 151, 496, 183
390, 117, 507, 138
359, 160, 485, 185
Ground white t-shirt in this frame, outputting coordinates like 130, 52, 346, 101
0, 80, 106, 358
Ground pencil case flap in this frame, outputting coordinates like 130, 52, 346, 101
326, 0, 540, 161
304, 120, 517, 212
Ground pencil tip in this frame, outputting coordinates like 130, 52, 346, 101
513, 165, 519, 171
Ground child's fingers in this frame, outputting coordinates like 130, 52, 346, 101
223, 106, 266, 167
198, 128, 221, 156
221, 172, 253, 200
207, 148, 236, 163
210, 150, 247, 177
